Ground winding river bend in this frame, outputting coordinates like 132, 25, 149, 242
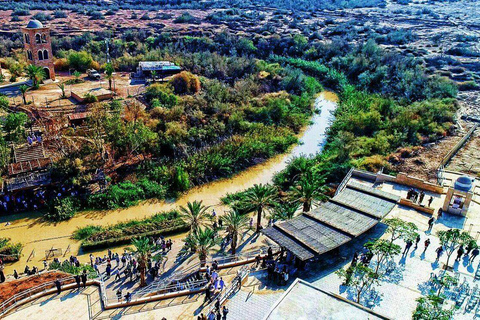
0, 91, 338, 273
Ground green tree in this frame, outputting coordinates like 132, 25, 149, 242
68, 51, 93, 71
128, 237, 157, 287
3, 112, 28, 142
243, 184, 278, 232
25, 64, 46, 88
437, 229, 473, 268
179, 200, 211, 233
271, 201, 299, 221
223, 209, 249, 254
336, 263, 380, 303
45, 197, 77, 221
364, 239, 401, 275
431, 273, 458, 297
19, 85, 30, 104
413, 294, 454, 320
384, 218, 419, 246
188, 227, 219, 266
289, 172, 328, 212
105, 62, 114, 90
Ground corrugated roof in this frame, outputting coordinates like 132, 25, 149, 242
262, 181, 399, 261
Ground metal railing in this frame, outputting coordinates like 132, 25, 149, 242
0, 271, 98, 317
206, 265, 251, 317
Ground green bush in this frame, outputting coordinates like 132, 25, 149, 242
45, 197, 78, 222
146, 83, 178, 108
48, 260, 96, 276
67, 51, 93, 71
0, 238, 23, 262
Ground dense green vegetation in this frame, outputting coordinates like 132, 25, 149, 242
73, 211, 188, 249
0, 238, 23, 262
48, 260, 96, 277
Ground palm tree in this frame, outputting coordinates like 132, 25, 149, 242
25, 65, 45, 88
179, 200, 211, 233
243, 184, 277, 232
289, 172, 327, 212
128, 237, 156, 287
57, 82, 66, 99
223, 209, 249, 254
189, 227, 219, 266
19, 85, 30, 105
271, 201, 299, 221
105, 63, 115, 90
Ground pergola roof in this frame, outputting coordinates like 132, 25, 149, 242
262, 182, 399, 261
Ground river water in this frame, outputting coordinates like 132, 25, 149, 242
0, 91, 337, 274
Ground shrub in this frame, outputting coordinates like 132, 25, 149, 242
0, 238, 23, 262
45, 197, 78, 222
83, 93, 98, 103
67, 51, 93, 71
48, 260, 95, 276
145, 83, 178, 108
170, 71, 201, 95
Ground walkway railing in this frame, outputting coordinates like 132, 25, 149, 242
0, 271, 97, 317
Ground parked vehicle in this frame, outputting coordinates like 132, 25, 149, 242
87, 69, 101, 80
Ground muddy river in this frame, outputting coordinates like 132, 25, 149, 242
0, 91, 338, 274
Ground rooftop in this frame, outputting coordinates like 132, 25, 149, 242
138, 61, 181, 71
26, 20, 44, 29
264, 279, 389, 320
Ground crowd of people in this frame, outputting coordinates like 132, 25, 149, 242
407, 188, 433, 207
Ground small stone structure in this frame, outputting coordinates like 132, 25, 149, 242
442, 175, 475, 216
21, 20, 56, 81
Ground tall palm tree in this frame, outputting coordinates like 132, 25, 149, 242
128, 237, 156, 287
19, 85, 30, 105
179, 200, 211, 233
189, 227, 218, 266
243, 184, 277, 232
105, 63, 115, 90
223, 209, 249, 254
289, 172, 327, 212
271, 201, 299, 221
25, 65, 45, 88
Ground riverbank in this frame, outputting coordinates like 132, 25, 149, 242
0, 91, 338, 275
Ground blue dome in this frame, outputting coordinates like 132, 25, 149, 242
454, 176, 474, 192
26, 20, 44, 29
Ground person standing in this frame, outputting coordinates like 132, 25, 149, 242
403, 240, 413, 255
13, 269, 18, 279
428, 196, 434, 207
54, 278, 62, 294
470, 248, 480, 263
75, 274, 81, 289
419, 191, 425, 204
427, 217, 435, 232
423, 239, 431, 253
435, 246, 444, 262
81, 270, 87, 288
456, 246, 465, 261
414, 235, 421, 250
222, 306, 229, 320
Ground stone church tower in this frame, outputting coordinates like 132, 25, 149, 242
21, 20, 55, 81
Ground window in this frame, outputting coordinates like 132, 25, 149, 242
24, 34, 30, 44
35, 34, 41, 44
41, 34, 47, 43
43, 50, 48, 60
38, 50, 43, 60
27, 50, 33, 60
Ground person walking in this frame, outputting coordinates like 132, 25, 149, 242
414, 235, 421, 250
403, 239, 413, 255
470, 248, 480, 263
54, 278, 62, 294
427, 217, 435, 232
423, 239, 431, 253
13, 270, 18, 279
428, 196, 433, 207
435, 246, 444, 262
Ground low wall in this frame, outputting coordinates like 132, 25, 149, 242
395, 173, 445, 194
399, 198, 435, 215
